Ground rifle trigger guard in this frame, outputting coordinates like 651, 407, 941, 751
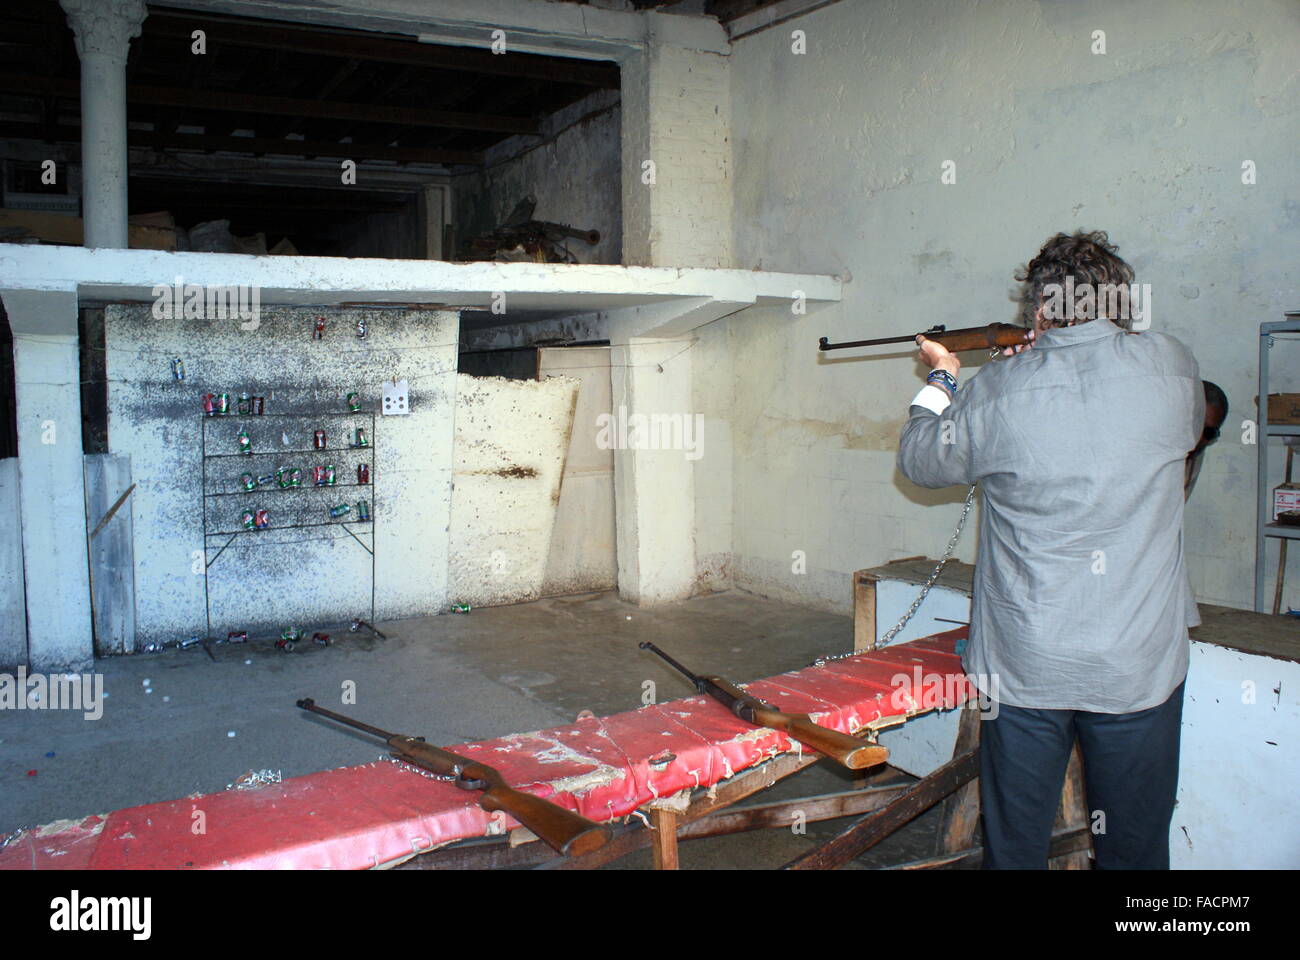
456, 776, 490, 792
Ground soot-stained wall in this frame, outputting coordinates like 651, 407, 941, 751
105, 305, 457, 641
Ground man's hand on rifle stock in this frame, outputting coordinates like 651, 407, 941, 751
915, 334, 961, 378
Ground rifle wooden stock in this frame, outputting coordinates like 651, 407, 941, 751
392, 737, 609, 857
924, 323, 1029, 353
707, 678, 889, 771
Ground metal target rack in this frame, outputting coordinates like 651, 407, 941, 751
200, 411, 376, 640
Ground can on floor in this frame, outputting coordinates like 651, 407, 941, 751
450, 603, 471, 614
241, 510, 255, 531
346, 392, 361, 411
313, 429, 326, 449
325, 464, 336, 486
354, 427, 368, 448
251, 396, 265, 415
356, 500, 370, 521
172, 358, 185, 381
237, 393, 251, 416
239, 472, 256, 493
329, 503, 351, 518
217, 393, 230, 415
203, 393, 216, 416
312, 465, 327, 487
357, 463, 370, 485
288, 468, 302, 488
254, 509, 270, 529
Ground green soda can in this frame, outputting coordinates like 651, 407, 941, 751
239, 472, 256, 492
354, 427, 368, 447
329, 503, 351, 518
450, 603, 471, 614
288, 468, 303, 488
356, 499, 370, 521
325, 464, 336, 486
241, 510, 255, 530
237, 427, 252, 454
346, 392, 361, 412
275, 466, 288, 489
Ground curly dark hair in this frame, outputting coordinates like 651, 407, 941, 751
1014, 230, 1136, 329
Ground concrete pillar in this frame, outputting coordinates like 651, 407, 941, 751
620, 41, 733, 268
59, 0, 147, 250
4, 291, 94, 671
609, 336, 698, 605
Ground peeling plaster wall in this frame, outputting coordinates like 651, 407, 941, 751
449, 373, 580, 606
105, 306, 457, 641
692, 314, 734, 592
452, 89, 623, 265
728, 0, 1300, 612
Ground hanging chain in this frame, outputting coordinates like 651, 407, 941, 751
813, 483, 977, 665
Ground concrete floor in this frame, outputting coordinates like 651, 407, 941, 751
0, 590, 957, 869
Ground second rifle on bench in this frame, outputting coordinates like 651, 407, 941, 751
639, 642, 888, 771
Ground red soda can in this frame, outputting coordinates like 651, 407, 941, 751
312, 465, 327, 486
202, 393, 215, 416
313, 317, 326, 340
357, 463, 370, 485
313, 430, 326, 449
227, 631, 248, 644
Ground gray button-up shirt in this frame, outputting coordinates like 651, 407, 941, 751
898, 320, 1203, 713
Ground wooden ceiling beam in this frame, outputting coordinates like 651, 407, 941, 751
0, 73, 540, 136
142, 11, 620, 89
0, 122, 481, 166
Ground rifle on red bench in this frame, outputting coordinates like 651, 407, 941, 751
639, 643, 888, 771
296, 699, 609, 857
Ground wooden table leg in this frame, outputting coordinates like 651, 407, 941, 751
936, 704, 982, 855
650, 808, 680, 870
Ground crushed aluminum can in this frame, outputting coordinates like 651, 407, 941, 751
172, 358, 186, 381
251, 396, 265, 415
313, 317, 326, 340
450, 603, 471, 614
253, 509, 270, 530
180, 635, 203, 649
202, 393, 216, 416
356, 317, 368, 339
228, 769, 282, 790
311, 632, 333, 647
346, 392, 361, 411
227, 631, 248, 644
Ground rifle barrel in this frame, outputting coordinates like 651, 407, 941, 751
819, 333, 918, 351
296, 698, 395, 741
639, 641, 703, 688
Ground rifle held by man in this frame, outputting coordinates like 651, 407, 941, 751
819, 322, 1030, 354
638, 643, 888, 771
296, 698, 609, 857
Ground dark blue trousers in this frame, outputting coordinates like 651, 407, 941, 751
978, 681, 1185, 869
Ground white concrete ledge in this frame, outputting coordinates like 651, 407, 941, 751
0, 244, 840, 316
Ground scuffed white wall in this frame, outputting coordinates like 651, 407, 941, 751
105, 306, 457, 640
728, 0, 1300, 612
449, 373, 579, 606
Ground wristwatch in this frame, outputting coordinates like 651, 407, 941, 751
926, 368, 958, 394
